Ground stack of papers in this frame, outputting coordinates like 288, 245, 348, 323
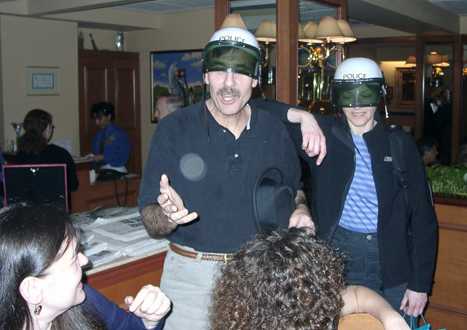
73, 207, 169, 267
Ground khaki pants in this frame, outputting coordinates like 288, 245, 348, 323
160, 248, 222, 330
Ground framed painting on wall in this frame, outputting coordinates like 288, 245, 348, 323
150, 49, 204, 123
25, 66, 60, 96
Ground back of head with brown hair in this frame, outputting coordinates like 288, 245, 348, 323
211, 228, 345, 330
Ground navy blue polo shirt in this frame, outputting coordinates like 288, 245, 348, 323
138, 102, 300, 253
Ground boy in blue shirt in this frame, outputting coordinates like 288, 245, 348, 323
91, 102, 130, 179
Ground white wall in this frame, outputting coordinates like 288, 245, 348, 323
0, 15, 79, 154
0, 8, 214, 167
353, 23, 413, 39
461, 17, 467, 34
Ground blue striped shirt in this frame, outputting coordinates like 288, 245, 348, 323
339, 133, 378, 233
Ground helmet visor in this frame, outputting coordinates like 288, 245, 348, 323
203, 41, 260, 78
333, 81, 382, 108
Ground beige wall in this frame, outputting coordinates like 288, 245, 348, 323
0, 8, 213, 169
460, 16, 467, 34
353, 23, 413, 39
127, 8, 214, 165
0, 15, 79, 154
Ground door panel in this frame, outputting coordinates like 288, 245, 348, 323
79, 50, 141, 174
113, 55, 141, 174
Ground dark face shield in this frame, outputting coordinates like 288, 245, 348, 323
333, 80, 382, 108
203, 41, 260, 78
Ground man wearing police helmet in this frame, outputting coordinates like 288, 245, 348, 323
287, 57, 437, 321
138, 23, 321, 329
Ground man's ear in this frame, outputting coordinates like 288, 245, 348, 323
252, 79, 258, 88
19, 276, 43, 305
204, 73, 210, 85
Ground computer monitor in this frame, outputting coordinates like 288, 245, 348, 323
3, 164, 69, 212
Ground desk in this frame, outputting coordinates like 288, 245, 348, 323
86, 199, 467, 329
71, 162, 140, 212
424, 197, 467, 330
86, 251, 166, 306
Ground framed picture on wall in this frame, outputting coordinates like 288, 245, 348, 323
150, 49, 204, 123
25, 66, 60, 96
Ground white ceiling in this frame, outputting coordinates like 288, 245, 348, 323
121, 0, 213, 13
0, 0, 463, 33
428, 0, 467, 15
121, 0, 335, 20
121, 0, 467, 17
120, 0, 337, 29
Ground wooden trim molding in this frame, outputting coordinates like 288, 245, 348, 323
451, 34, 462, 163
429, 303, 467, 317
214, 0, 229, 30
415, 37, 425, 139
276, 0, 298, 105
86, 252, 166, 288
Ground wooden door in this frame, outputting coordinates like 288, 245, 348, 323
112, 54, 141, 175
79, 50, 141, 174
79, 50, 112, 156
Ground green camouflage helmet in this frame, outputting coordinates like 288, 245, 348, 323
332, 57, 385, 108
203, 27, 260, 78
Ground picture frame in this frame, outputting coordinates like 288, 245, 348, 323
25, 66, 60, 96
150, 49, 204, 123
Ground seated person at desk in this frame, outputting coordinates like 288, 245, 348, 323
16, 109, 78, 191
211, 228, 409, 330
90, 102, 130, 180
0, 205, 170, 330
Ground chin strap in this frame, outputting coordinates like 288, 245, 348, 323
381, 85, 389, 119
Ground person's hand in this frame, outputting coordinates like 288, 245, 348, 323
288, 205, 315, 234
157, 174, 198, 225
400, 289, 428, 317
287, 108, 326, 165
125, 285, 171, 329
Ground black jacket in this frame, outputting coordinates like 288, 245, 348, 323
292, 114, 438, 293
16, 144, 79, 192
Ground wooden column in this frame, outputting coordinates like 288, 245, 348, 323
451, 35, 462, 163
336, 0, 348, 19
214, 0, 230, 30
276, 0, 298, 105
415, 37, 425, 139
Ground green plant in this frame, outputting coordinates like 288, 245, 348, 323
426, 165, 467, 198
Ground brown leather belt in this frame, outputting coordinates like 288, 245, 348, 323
169, 243, 234, 263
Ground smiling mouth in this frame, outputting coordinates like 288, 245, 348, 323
218, 88, 240, 105
220, 94, 236, 104
351, 111, 367, 116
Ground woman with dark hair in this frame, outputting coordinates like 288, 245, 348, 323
16, 109, 79, 191
211, 228, 409, 330
0, 205, 170, 330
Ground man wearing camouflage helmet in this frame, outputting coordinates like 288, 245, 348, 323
284, 57, 438, 320
138, 25, 318, 329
